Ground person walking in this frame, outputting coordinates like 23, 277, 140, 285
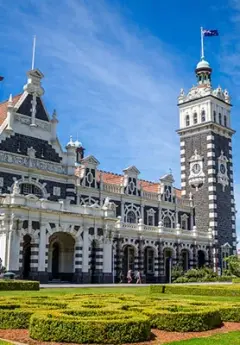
136, 270, 142, 284
127, 269, 132, 283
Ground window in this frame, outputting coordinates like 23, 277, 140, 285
224, 116, 227, 127
181, 214, 189, 230
146, 248, 154, 273
193, 112, 198, 124
20, 183, 43, 198
201, 110, 206, 122
127, 246, 135, 270
213, 110, 216, 122
181, 219, 187, 230
126, 211, 137, 224
53, 186, 61, 196
219, 113, 222, 125
147, 209, 156, 226
185, 115, 190, 126
163, 216, 171, 228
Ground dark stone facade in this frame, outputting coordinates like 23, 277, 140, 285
17, 94, 49, 122
0, 133, 62, 163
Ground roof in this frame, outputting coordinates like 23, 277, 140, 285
0, 94, 22, 125
76, 169, 182, 198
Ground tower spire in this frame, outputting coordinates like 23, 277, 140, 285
31, 35, 36, 70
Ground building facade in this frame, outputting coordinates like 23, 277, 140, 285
0, 56, 236, 283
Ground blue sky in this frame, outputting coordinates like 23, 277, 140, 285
0, 0, 240, 239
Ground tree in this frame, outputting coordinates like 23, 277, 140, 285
225, 255, 240, 277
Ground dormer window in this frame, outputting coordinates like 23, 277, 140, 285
193, 112, 198, 124
219, 113, 222, 125
201, 110, 206, 122
185, 115, 190, 126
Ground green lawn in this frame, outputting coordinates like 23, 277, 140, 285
0, 341, 14, 345
166, 331, 240, 344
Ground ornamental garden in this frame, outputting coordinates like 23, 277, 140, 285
1, 281, 240, 344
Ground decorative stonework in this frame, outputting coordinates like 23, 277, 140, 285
0, 151, 66, 175
217, 150, 229, 192
53, 186, 61, 196
178, 85, 231, 104
15, 114, 51, 131
188, 149, 205, 191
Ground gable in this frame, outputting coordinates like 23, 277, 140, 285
17, 94, 49, 122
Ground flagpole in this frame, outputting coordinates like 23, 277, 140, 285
31, 35, 36, 70
200, 27, 204, 60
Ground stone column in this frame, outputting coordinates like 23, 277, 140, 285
103, 239, 113, 284
38, 223, 48, 283
74, 238, 83, 283
30, 236, 39, 281
158, 240, 164, 283
191, 243, 197, 268
7, 223, 21, 273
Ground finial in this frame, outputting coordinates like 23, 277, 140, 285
31, 35, 36, 70
8, 94, 12, 103
169, 168, 172, 175
52, 109, 57, 119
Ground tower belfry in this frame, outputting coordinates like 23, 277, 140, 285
177, 35, 236, 271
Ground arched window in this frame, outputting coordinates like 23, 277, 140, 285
126, 211, 137, 224
20, 183, 43, 198
224, 116, 227, 127
201, 110, 206, 122
219, 113, 222, 125
193, 112, 198, 124
185, 115, 190, 126
163, 216, 171, 228
213, 110, 216, 122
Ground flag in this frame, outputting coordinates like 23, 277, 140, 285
0, 76, 4, 81
202, 29, 219, 37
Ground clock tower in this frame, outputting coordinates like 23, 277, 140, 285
177, 57, 237, 271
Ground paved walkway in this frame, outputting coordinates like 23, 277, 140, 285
40, 282, 232, 288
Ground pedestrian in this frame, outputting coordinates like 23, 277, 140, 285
136, 270, 142, 284
119, 271, 123, 283
127, 269, 132, 283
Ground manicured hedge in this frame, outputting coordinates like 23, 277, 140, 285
232, 278, 240, 283
0, 280, 39, 291
150, 284, 240, 296
29, 311, 151, 344
142, 307, 222, 332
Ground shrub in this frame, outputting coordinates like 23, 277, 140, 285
150, 284, 240, 297
171, 264, 184, 282
0, 280, 39, 291
142, 307, 221, 332
233, 278, 240, 283
29, 311, 151, 344
174, 277, 189, 283
0, 308, 33, 329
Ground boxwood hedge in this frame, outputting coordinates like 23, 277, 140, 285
150, 284, 240, 296
0, 292, 239, 344
0, 280, 39, 291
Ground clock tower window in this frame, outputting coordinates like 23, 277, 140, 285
219, 113, 222, 125
193, 112, 198, 124
201, 110, 206, 122
185, 115, 190, 126
213, 110, 216, 122
224, 115, 227, 127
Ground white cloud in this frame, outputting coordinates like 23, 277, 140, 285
0, 0, 190, 182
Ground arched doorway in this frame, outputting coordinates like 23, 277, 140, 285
52, 242, 60, 279
181, 250, 189, 271
22, 235, 31, 279
48, 232, 75, 282
122, 245, 135, 277
198, 250, 206, 268
144, 247, 155, 283
164, 248, 173, 283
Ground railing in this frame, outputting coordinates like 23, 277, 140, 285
103, 183, 122, 194
141, 191, 159, 201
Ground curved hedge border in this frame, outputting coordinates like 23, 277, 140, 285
29, 311, 151, 344
0, 281, 39, 291
150, 284, 240, 296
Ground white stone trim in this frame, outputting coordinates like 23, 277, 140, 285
209, 204, 216, 209
207, 135, 214, 141
207, 168, 216, 174
208, 186, 216, 192
207, 160, 215, 166
181, 173, 186, 179
209, 195, 216, 200
207, 143, 215, 149
208, 177, 216, 183
209, 212, 217, 218
180, 157, 185, 163
180, 141, 185, 147
210, 221, 217, 227
180, 149, 185, 155
207, 151, 215, 158
181, 165, 186, 171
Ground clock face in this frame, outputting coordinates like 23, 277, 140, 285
192, 163, 201, 174
220, 164, 226, 174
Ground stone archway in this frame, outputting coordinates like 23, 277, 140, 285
197, 250, 206, 268
48, 232, 75, 282
164, 248, 173, 283
144, 246, 155, 282
181, 249, 190, 272
122, 245, 135, 277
